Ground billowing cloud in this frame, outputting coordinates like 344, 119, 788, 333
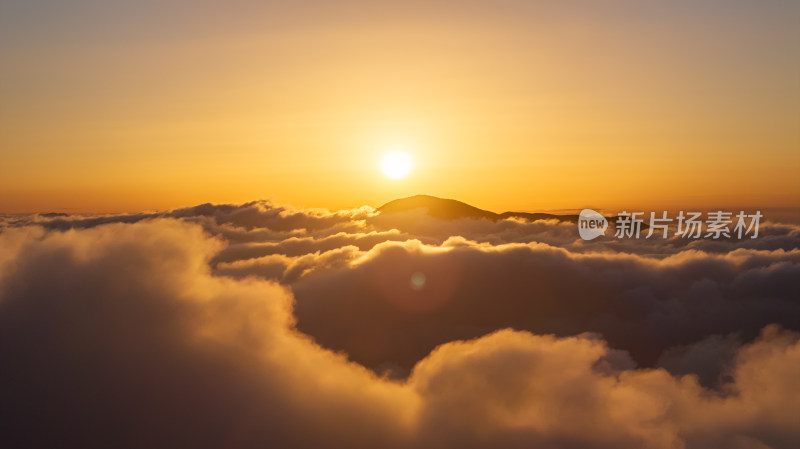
1, 201, 799, 447
291, 238, 800, 379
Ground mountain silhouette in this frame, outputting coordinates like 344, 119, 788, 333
377, 195, 580, 223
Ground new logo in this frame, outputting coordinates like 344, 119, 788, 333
578, 209, 608, 240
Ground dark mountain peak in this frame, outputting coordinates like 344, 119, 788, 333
377, 195, 498, 220
377, 195, 580, 223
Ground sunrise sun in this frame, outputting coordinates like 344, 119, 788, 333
380, 150, 413, 179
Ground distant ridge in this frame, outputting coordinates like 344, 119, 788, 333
377, 195, 580, 224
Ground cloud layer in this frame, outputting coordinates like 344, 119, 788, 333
1, 201, 799, 448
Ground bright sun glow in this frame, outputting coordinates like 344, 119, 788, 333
380, 151, 413, 179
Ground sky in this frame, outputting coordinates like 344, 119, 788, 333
1, 0, 799, 213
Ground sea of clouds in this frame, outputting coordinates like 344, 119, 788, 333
1, 200, 798, 448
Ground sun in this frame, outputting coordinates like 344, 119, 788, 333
380, 150, 413, 179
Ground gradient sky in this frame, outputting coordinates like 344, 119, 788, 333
1, 0, 798, 213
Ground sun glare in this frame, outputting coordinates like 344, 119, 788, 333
380, 151, 413, 179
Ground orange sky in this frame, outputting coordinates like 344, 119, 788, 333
1, 1, 798, 213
